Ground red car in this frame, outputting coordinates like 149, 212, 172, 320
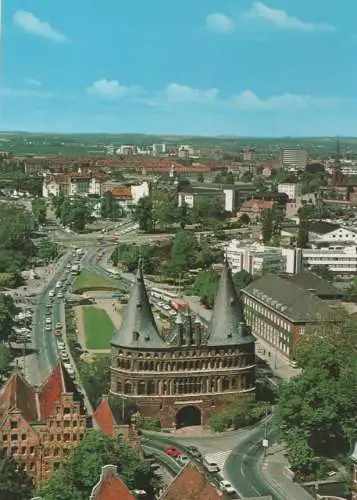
164, 447, 182, 458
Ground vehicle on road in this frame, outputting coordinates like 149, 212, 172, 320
186, 445, 202, 459
111, 292, 122, 298
45, 325, 51, 331
203, 457, 220, 473
55, 323, 62, 330
45, 317, 52, 324
164, 447, 182, 458
49, 290, 55, 298
177, 454, 189, 466
57, 292, 64, 299
47, 302, 53, 309
219, 480, 237, 495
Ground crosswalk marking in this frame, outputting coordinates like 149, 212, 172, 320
204, 450, 231, 470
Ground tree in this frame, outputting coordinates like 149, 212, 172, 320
197, 173, 204, 183
134, 196, 153, 232
261, 209, 273, 244
345, 278, 357, 302
232, 270, 254, 294
191, 268, 219, 308
0, 294, 18, 343
169, 231, 199, 275
101, 191, 122, 220
36, 239, 59, 264
239, 213, 250, 225
276, 311, 357, 481
0, 345, 12, 382
310, 265, 334, 282
80, 355, 110, 408
31, 198, 47, 226
38, 431, 158, 500
0, 451, 34, 500
297, 223, 309, 248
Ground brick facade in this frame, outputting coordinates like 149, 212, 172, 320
0, 365, 86, 486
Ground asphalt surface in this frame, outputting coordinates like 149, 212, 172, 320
224, 419, 283, 500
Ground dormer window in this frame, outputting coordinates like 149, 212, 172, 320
133, 331, 139, 341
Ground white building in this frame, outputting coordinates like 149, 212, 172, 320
225, 240, 285, 275
42, 174, 103, 198
131, 181, 150, 204
283, 246, 357, 275
178, 187, 235, 212
277, 183, 302, 201
309, 224, 357, 244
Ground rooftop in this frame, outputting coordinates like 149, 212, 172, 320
243, 273, 330, 323
281, 271, 344, 300
162, 465, 222, 500
90, 465, 135, 500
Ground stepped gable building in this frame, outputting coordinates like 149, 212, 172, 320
0, 362, 86, 486
110, 260, 256, 428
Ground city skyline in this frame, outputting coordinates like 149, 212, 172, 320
2, 0, 356, 135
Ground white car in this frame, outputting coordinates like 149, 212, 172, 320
57, 341, 65, 350
177, 455, 190, 466
49, 290, 54, 298
45, 325, 51, 331
57, 292, 64, 299
219, 481, 237, 495
45, 317, 52, 324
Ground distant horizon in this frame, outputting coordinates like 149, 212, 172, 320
0, 131, 348, 140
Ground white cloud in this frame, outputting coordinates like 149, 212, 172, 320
86, 79, 141, 99
246, 2, 335, 32
13, 10, 67, 42
25, 78, 41, 87
205, 13, 235, 34
233, 90, 341, 110
165, 83, 219, 103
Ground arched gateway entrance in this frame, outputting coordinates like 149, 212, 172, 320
175, 405, 202, 429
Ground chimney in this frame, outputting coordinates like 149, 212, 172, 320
194, 317, 202, 345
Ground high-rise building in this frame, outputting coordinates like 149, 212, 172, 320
279, 148, 308, 170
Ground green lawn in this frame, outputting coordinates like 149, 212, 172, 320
72, 269, 119, 293
82, 306, 115, 350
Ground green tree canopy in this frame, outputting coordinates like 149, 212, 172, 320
0, 451, 34, 500
38, 431, 157, 500
0, 294, 18, 342
191, 268, 219, 308
276, 310, 357, 481
134, 196, 153, 232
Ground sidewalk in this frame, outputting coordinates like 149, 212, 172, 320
261, 443, 313, 500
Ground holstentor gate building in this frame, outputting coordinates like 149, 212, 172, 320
110, 261, 256, 428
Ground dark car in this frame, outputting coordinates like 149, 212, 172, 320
186, 445, 202, 459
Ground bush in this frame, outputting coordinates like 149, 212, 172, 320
210, 403, 270, 432
141, 418, 161, 431
210, 411, 233, 432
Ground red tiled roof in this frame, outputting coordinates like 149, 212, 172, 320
241, 199, 275, 210
91, 465, 135, 500
38, 363, 64, 420
0, 372, 38, 422
92, 399, 115, 437
110, 187, 132, 200
163, 466, 222, 500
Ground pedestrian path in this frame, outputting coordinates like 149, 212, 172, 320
204, 450, 231, 472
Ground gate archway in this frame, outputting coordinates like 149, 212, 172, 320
175, 405, 201, 429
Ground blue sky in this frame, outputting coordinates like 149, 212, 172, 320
1, 0, 356, 135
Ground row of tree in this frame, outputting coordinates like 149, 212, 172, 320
276, 310, 357, 487
112, 231, 223, 279
134, 188, 225, 233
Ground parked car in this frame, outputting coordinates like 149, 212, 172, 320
186, 445, 202, 459
164, 447, 182, 458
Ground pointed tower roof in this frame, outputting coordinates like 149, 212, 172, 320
111, 263, 167, 349
207, 261, 255, 346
